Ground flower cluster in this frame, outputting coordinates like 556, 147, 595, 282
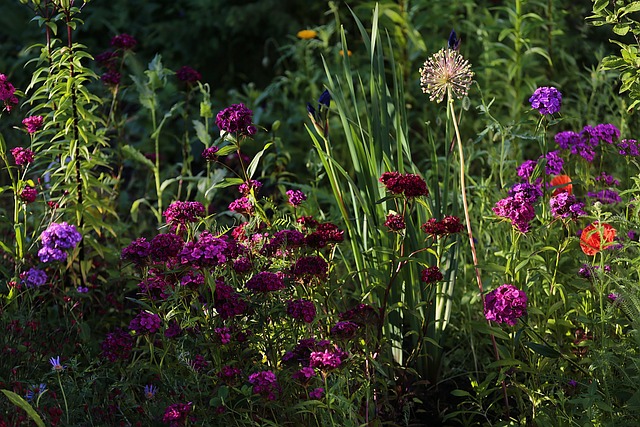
292, 255, 328, 280
163, 201, 205, 226
379, 171, 429, 198
554, 123, 621, 162
202, 146, 219, 162
493, 191, 537, 233
20, 186, 37, 203
309, 347, 349, 370
384, 213, 406, 231
529, 86, 562, 115
421, 215, 464, 236
228, 197, 254, 215
176, 65, 201, 84
304, 223, 344, 248
162, 402, 192, 427
214, 281, 248, 319
484, 284, 528, 326
549, 192, 585, 219
0, 73, 18, 112
100, 328, 134, 362
286, 189, 307, 207
129, 311, 162, 335
21, 268, 47, 288
38, 222, 82, 263
178, 230, 228, 268
245, 271, 285, 292
11, 147, 35, 166
287, 299, 317, 323
330, 321, 360, 340
216, 103, 256, 136
22, 115, 44, 134
248, 370, 279, 400
238, 180, 262, 196
421, 266, 443, 284
111, 33, 137, 50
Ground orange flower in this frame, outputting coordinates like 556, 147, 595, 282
339, 49, 352, 57
550, 174, 572, 195
580, 222, 616, 256
297, 30, 317, 40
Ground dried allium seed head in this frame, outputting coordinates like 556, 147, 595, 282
420, 48, 474, 103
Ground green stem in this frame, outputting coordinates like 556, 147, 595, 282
57, 372, 69, 424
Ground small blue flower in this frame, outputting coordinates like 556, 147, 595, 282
25, 383, 47, 401
307, 90, 332, 137
144, 384, 158, 399
49, 356, 65, 372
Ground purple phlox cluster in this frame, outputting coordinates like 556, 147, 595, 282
261, 229, 305, 256
150, 233, 184, 263
529, 86, 562, 115
121, 237, 150, 266
11, 147, 35, 166
384, 213, 406, 231
23, 116, 44, 134
508, 182, 543, 204
0, 73, 18, 112
233, 256, 252, 273
339, 303, 379, 326
110, 33, 137, 50
38, 222, 82, 263
309, 387, 325, 400
214, 280, 248, 319
379, 171, 429, 198
20, 186, 37, 203
493, 195, 536, 233
587, 189, 621, 204
608, 293, 619, 302
594, 123, 621, 144
246, 271, 285, 292
216, 103, 257, 136
421, 266, 444, 284
100, 328, 134, 362
138, 270, 173, 300
214, 327, 232, 345
541, 150, 564, 176
550, 192, 586, 219
554, 123, 620, 162
176, 66, 201, 84
21, 268, 47, 288
617, 139, 639, 156
305, 222, 345, 248
228, 196, 254, 215
287, 299, 317, 323
292, 256, 328, 281
163, 201, 205, 226
517, 159, 537, 181
596, 173, 620, 187
218, 365, 242, 383
286, 189, 307, 207
164, 320, 183, 339
330, 321, 360, 340
248, 370, 280, 400
129, 311, 162, 335
179, 272, 204, 290
178, 230, 228, 268
484, 284, 528, 326
189, 354, 209, 372
292, 367, 316, 383
162, 402, 192, 427
239, 180, 262, 196
202, 146, 219, 162
309, 346, 349, 370
144, 384, 158, 400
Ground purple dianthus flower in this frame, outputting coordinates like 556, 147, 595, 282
287, 299, 317, 323
529, 86, 562, 115
38, 222, 82, 263
100, 328, 134, 362
248, 370, 279, 400
517, 160, 537, 181
163, 201, 205, 225
587, 189, 621, 204
484, 284, 527, 326
176, 65, 201, 84
550, 192, 585, 219
330, 321, 360, 340
216, 103, 256, 136
129, 311, 162, 335
246, 271, 285, 292
22, 116, 43, 134
286, 189, 307, 207
541, 150, 564, 175
21, 268, 47, 288
110, 33, 137, 50
121, 237, 151, 266
228, 197, 254, 215
11, 147, 35, 166
493, 196, 536, 233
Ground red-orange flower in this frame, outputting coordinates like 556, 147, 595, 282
550, 174, 572, 195
580, 222, 616, 256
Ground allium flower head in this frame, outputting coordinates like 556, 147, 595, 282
420, 48, 474, 103
484, 284, 527, 326
23, 116, 44, 134
529, 86, 562, 115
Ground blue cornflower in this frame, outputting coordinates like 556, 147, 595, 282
49, 356, 65, 372
25, 383, 47, 401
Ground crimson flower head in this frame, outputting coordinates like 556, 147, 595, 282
23, 116, 44, 134
216, 103, 256, 136
111, 33, 137, 50
379, 171, 429, 198
11, 147, 34, 166
176, 65, 201, 84
0, 73, 19, 112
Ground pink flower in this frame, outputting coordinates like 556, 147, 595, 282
20, 186, 37, 203
11, 147, 35, 166
22, 116, 44, 134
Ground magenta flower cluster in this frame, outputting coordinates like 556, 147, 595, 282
163, 201, 205, 225
421, 216, 464, 236
421, 266, 444, 284
554, 123, 621, 162
110, 33, 137, 50
22, 116, 44, 134
162, 402, 192, 427
216, 103, 257, 136
202, 146, 219, 162
20, 186, 37, 203
0, 73, 18, 112
379, 171, 429, 198
292, 255, 328, 280
550, 193, 586, 219
246, 271, 285, 292
100, 328, 134, 362
384, 213, 406, 231
176, 65, 201, 84
38, 222, 82, 263
178, 230, 228, 268
484, 284, 528, 326
129, 311, 162, 335
529, 86, 562, 115
248, 370, 279, 400
11, 147, 35, 166
309, 347, 348, 370
287, 299, 317, 323
286, 189, 307, 207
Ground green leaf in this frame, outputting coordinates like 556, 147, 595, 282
246, 142, 273, 179
192, 120, 211, 146
593, 0, 609, 14
525, 341, 560, 358
1, 390, 46, 427
121, 145, 155, 170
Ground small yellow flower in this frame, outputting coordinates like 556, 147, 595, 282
297, 30, 318, 40
339, 49, 352, 57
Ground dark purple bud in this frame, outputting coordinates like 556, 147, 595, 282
448, 29, 460, 50
318, 89, 331, 108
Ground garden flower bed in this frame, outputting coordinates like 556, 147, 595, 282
1, 1, 640, 426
